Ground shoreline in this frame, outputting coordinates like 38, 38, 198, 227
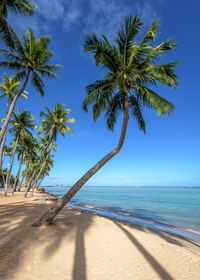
1, 190, 200, 280
42, 187, 200, 242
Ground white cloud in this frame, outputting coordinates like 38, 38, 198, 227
109, 175, 164, 181
84, 0, 130, 37
48, 176, 64, 180
8, 0, 160, 37
63, 4, 82, 30
37, 0, 65, 21
135, 2, 158, 24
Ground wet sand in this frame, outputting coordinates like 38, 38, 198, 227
0, 191, 200, 280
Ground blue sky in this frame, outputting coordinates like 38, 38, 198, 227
1, 0, 200, 187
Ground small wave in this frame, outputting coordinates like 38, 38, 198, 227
185, 229, 200, 235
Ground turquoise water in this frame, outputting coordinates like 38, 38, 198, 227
44, 186, 200, 241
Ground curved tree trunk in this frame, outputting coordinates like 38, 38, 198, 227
1, 166, 5, 186
0, 70, 31, 144
17, 173, 25, 191
25, 136, 54, 197
4, 134, 19, 196
1, 153, 7, 187
0, 130, 8, 169
32, 179, 43, 196
31, 153, 49, 196
30, 160, 46, 196
37, 179, 43, 188
0, 98, 10, 169
33, 92, 129, 226
12, 151, 24, 195
17, 159, 30, 191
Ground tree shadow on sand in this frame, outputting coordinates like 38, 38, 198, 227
0, 196, 92, 280
0, 195, 199, 280
113, 221, 174, 280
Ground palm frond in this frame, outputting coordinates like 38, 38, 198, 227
140, 18, 160, 45
0, 61, 26, 71
82, 79, 116, 112
133, 82, 175, 115
115, 13, 143, 67
0, 16, 15, 48
128, 94, 146, 133
105, 92, 124, 131
31, 71, 44, 96
84, 33, 120, 73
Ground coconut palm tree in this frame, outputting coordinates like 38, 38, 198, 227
0, 73, 28, 168
30, 143, 57, 191
25, 136, 53, 192
0, 73, 28, 116
0, 28, 62, 144
0, 0, 37, 48
4, 108, 36, 196
31, 153, 54, 196
0, 143, 12, 186
32, 13, 178, 226
25, 103, 75, 196
12, 131, 36, 194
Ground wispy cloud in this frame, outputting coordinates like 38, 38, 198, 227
8, 0, 160, 37
48, 176, 64, 180
109, 175, 164, 181
75, 130, 90, 137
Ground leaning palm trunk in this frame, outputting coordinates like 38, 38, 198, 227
33, 93, 129, 226
25, 136, 54, 197
1, 153, 6, 186
31, 182, 36, 196
17, 159, 31, 191
37, 179, 43, 189
31, 180, 38, 196
12, 151, 24, 194
1, 167, 5, 186
0, 98, 10, 168
0, 70, 31, 144
32, 179, 43, 195
31, 154, 49, 196
31, 178, 42, 196
17, 173, 25, 191
0, 130, 8, 169
31, 160, 46, 196
4, 134, 19, 196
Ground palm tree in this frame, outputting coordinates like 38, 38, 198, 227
0, 143, 12, 186
0, 0, 37, 48
12, 131, 36, 194
25, 103, 75, 196
4, 108, 36, 196
31, 142, 57, 191
31, 153, 54, 196
0, 73, 28, 116
0, 28, 62, 144
0, 73, 28, 169
32, 13, 178, 226
17, 155, 35, 191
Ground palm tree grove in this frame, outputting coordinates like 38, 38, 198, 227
0, 2, 178, 216
1, 1, 200, 280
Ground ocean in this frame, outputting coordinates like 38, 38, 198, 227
43, 186, 200, 242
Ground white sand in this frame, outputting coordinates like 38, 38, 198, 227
0, 191, 200, 280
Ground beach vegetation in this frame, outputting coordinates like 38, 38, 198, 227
24, 103, 75, 197
0, 28, 62, 145
0, 73, 28, 169
0, 0, 37, 48
12, 130, 36, 194
3, 108, 36, 196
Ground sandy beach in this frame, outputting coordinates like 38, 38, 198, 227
0, 191, 200, 280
